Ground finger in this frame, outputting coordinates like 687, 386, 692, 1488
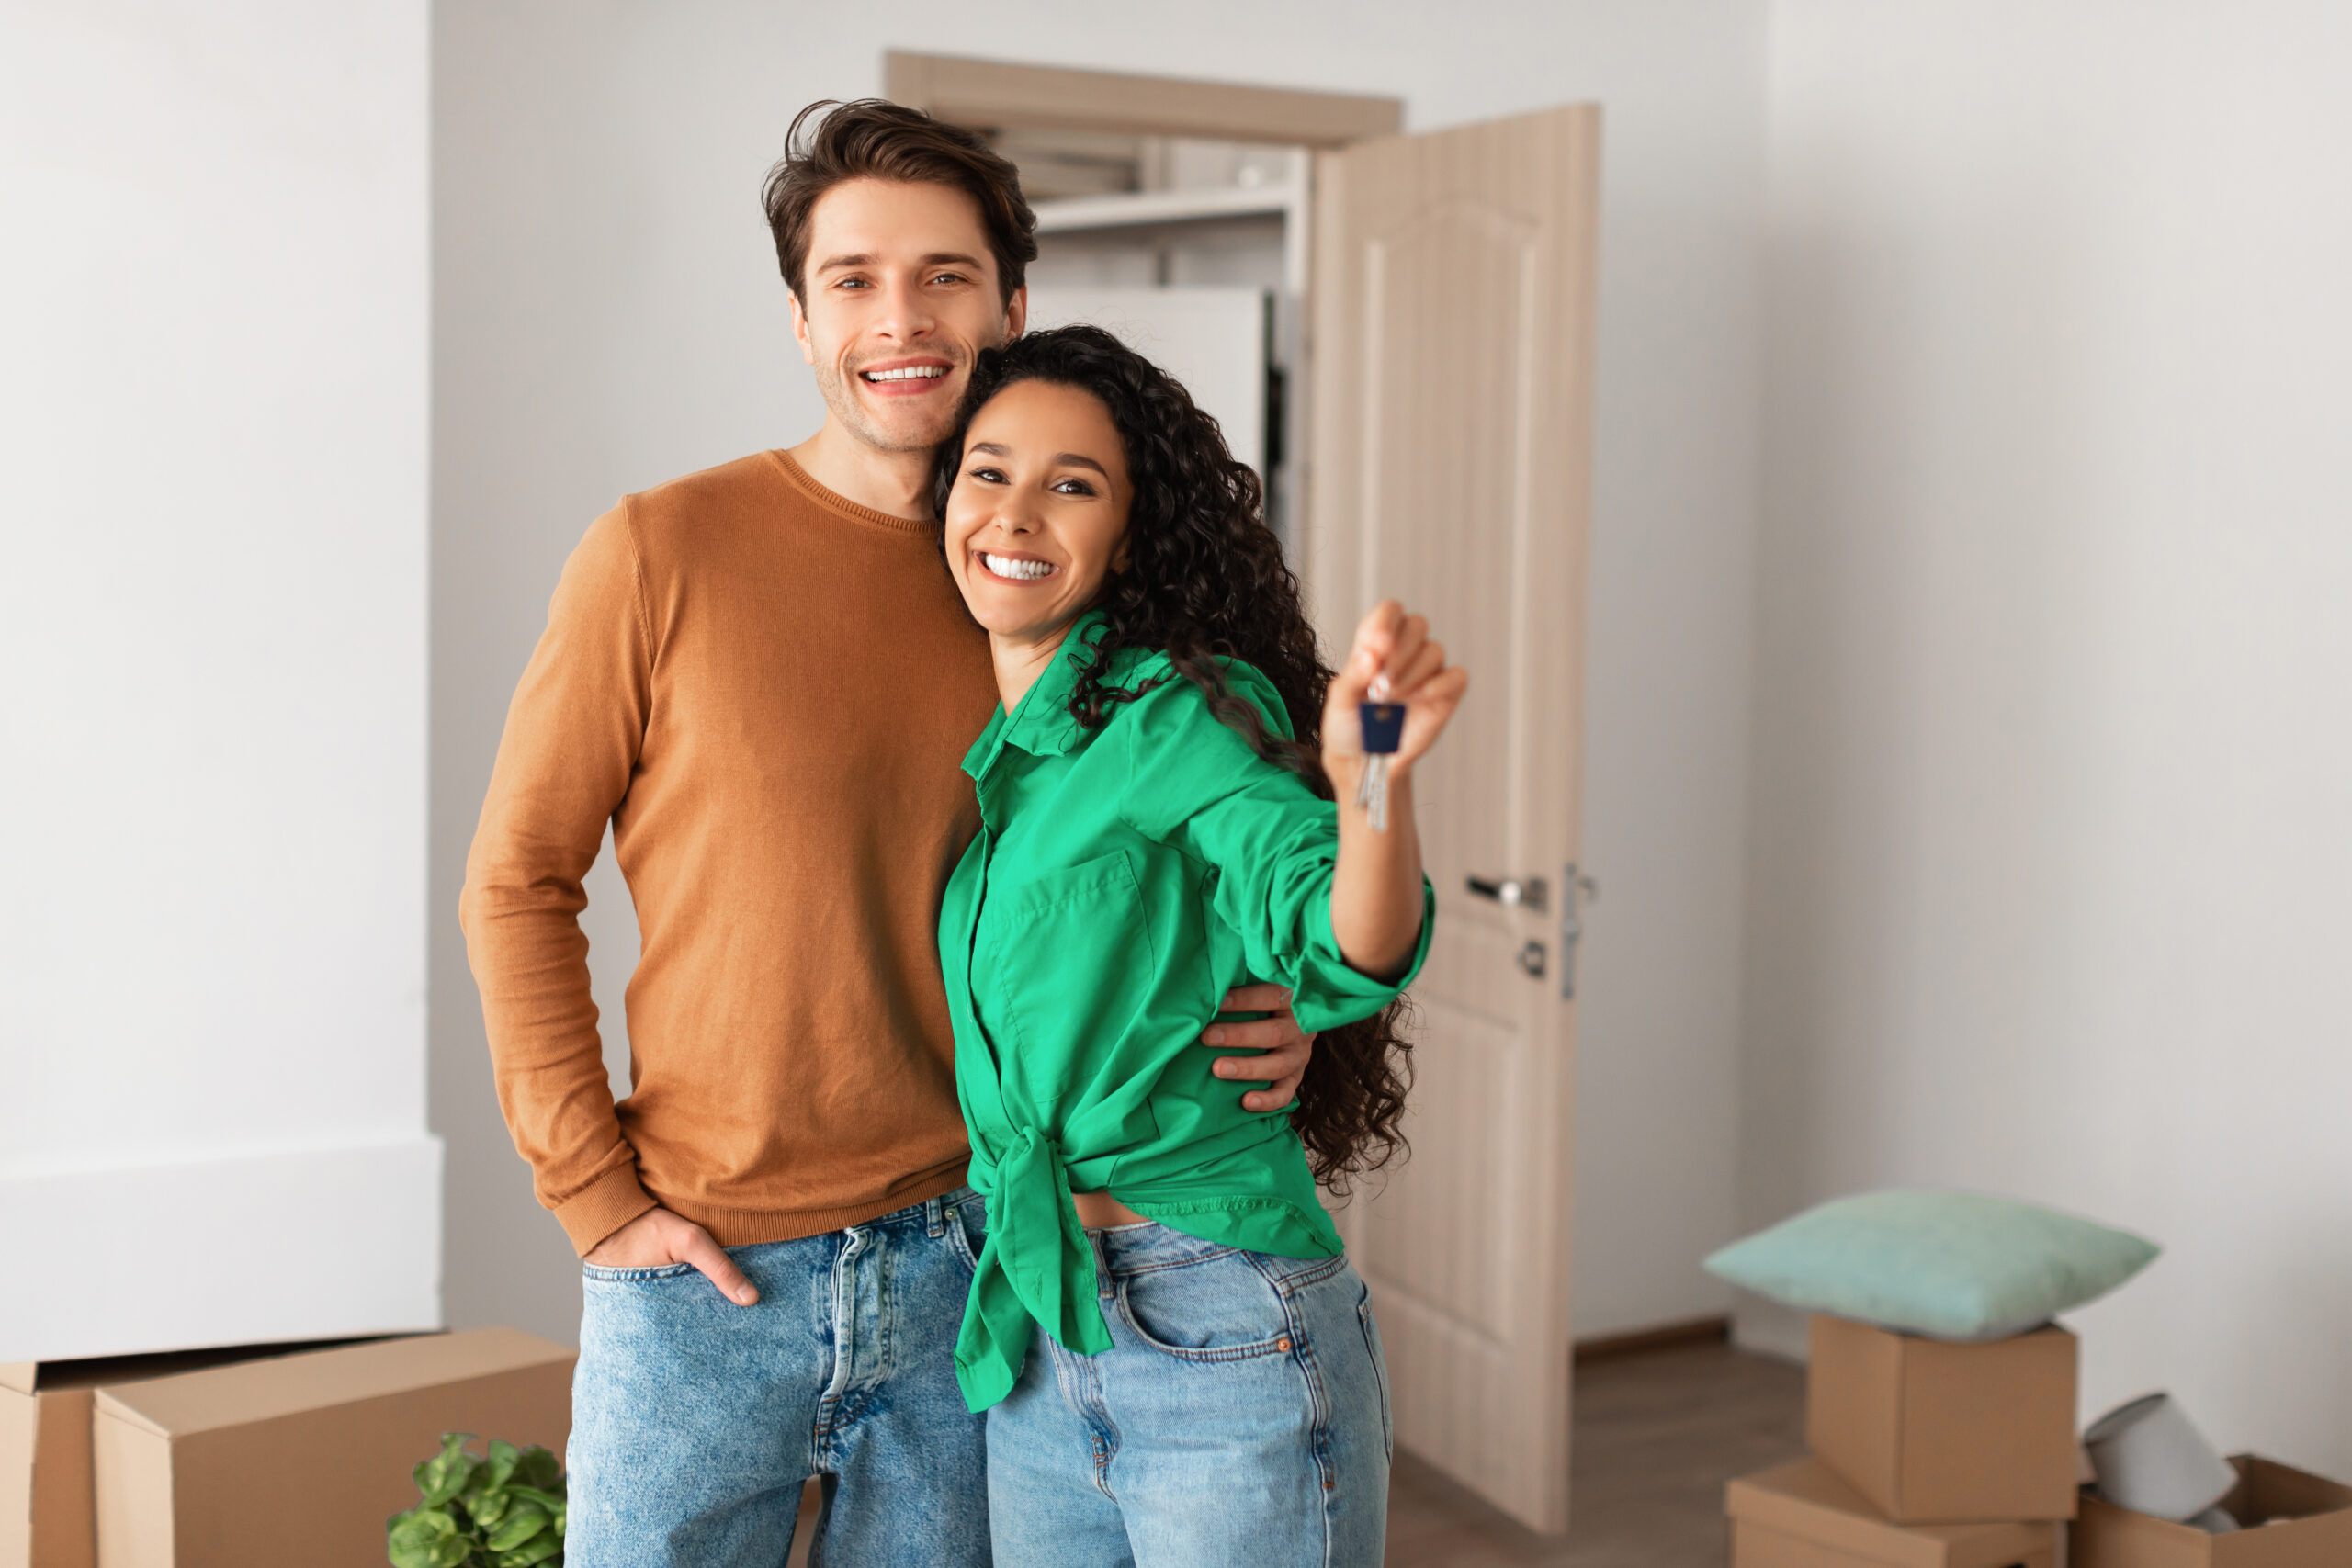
1350, 601, 1405, 676
1385, 639, 1449, 702
1218, 982, 1293, 1013
1247, 1057, 1309, 1112
679, 1227, 760, 1306
1377, 615, 1430, 687
1205, 1013, 1306, 1055
1397, 667, 1471, 763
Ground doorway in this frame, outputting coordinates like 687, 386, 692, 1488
889, 51, 1602, 1537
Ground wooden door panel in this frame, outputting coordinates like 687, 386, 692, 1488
1308, 103, 1600, 1533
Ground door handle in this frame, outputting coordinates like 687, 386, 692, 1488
1465, 874, 1548, 913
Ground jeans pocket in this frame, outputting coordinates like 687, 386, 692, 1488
581, 1260, 698, 1283
944, 1195, 988, 1275
1357, 1287, 1394, 1464
1116, 1249, 1296, 1363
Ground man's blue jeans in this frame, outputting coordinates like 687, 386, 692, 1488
985, 1222, 1393, 1567
566, 1187, 991, 1567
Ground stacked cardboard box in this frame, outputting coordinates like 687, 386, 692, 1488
2072, 1456, 2352, 1565
5, 1330, 571, 1568
1723, 1315, 2077, 1567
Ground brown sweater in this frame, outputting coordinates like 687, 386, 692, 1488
460, 451, 996, 1254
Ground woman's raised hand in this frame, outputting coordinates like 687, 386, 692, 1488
1322, 600, 1469, 777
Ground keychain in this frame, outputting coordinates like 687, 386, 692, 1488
1356, 676, 1405, 833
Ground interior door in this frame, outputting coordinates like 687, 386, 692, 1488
1305, 104, 1600, 1534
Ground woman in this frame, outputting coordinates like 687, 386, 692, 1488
933, 325, 1466, 1567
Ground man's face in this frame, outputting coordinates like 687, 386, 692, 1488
791, 177, 1028, 456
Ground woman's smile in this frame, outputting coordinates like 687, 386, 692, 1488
976, 550, 1060, 583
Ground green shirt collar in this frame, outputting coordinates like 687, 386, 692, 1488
962, 609, 1139, 779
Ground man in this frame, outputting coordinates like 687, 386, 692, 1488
460, 98, 1317, 1567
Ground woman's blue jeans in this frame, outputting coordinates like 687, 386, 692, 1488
565, 1187, 992, 1568
985, 1222, 1394, 1567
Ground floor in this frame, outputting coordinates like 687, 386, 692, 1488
1385, 1342, 1808, 1567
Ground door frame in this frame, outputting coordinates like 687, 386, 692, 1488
883, 51, 1402, 147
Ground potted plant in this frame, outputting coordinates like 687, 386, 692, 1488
388, 1432, 568, 1567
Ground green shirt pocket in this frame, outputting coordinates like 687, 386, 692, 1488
978, 847, 1161, 1100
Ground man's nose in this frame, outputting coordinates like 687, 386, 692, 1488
870, 274, 937, 341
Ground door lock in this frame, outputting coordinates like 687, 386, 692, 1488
1466, 874, 1549, 912
1514, 941, 1548, 979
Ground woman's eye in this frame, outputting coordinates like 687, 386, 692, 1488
968, 466, 1007, 484
1052, 479, 1097, 497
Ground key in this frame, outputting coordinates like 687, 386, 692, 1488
1356, 678, 1406, 833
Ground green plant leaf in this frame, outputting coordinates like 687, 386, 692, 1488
469, 1488, 511, 1530
484, 1438, 522, 1492
485, 1502, 550, 1552
511, 1445, 562, 1492
429, 1533, 471, 1568
494, 1533, 564, 1568
414, 1434, 480, 1508
388, 1506, 458, 1568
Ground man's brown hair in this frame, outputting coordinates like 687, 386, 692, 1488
763, 99, 1038, 308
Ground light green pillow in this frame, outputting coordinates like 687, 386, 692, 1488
1704, 1190, 2161, 1340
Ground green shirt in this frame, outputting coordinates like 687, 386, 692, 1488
939, 612, 1433, 1412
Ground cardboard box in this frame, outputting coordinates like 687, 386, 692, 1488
1729, 1458, 2064, 1568
5, 1341, 373, 1568
1809, 1314, 2081, 1523
91, 1329, 572, 1568
2073, 1456, 2352, 1568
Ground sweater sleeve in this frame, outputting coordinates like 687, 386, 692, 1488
458, 503, 659, 1254
1118, 662, 1432, 1032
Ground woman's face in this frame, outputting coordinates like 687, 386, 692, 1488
943, 378, 1133, 646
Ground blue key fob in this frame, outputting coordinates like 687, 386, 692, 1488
1358, 702, 1405, 754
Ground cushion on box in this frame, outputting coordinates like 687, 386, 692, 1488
1703, 1190, 2159, 1340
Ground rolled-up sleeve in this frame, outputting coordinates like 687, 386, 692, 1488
1117, 667, 1432, 1032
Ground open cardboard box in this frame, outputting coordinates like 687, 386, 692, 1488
90, 1329, 571, 1568
2073, 1456, 2352, 1568
4, 1340, 373, 1568
1809, 1314, 2081, 1523
1728, 1457, 2064, 1568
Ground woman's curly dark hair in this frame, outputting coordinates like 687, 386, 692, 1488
933, 323, 1411, 1193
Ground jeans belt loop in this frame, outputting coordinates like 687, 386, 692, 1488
925, 1193, 946, 1238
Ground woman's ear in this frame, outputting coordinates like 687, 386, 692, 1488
1111, 530, 1133, 574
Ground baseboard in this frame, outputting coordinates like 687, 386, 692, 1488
0, 1137, 444, 1362
1574, 1314, 1732, 1363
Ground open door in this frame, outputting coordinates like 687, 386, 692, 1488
1306, 104, 1600, 1534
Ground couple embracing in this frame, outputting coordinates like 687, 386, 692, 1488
461, 98, 1467, 1568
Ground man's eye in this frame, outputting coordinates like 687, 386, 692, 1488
835, 277, 870, 289
1052, 479, 1097, 496
930, 272, 967, 286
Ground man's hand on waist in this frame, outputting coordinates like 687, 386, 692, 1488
1201, 983, 1316, 1112
584, 1206, 760, 1306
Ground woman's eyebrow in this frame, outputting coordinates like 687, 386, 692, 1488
966, 441, 1110, 479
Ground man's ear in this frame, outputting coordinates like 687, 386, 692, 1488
1003, 284, 1028, 342
788, 291, 817, 367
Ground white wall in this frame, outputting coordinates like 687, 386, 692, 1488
0, 2, 437, 1359
432, 0, 1766, 1344
1747, 1, 2352, 1472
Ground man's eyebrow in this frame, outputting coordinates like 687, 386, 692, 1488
966, 441, 1112, 479
814, 250, 988, 274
